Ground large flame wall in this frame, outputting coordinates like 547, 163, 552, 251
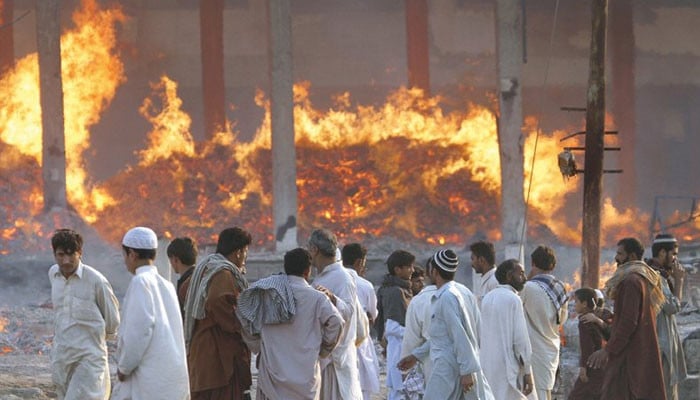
0, 1, 697, 255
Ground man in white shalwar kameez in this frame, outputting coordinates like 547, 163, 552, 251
401, 283, 437, 380
241, 248, 345, 400
469, 241, 499, 307
342, 243, 381, 400
481, 259, 536, 400
399, 249, 494, 400
521, 246, 568, 400
48, 229, 120, 400
112, 227, 189, 400
308, 229, 363, 400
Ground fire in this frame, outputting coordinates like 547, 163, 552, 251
0, 0, 125, 226
0, 1, 696, 254
0, 316, 6, 332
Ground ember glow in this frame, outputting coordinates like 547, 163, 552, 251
0, 0, 697, 255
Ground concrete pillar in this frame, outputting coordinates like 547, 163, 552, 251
405, 0, 430, 94
268, 0, 298, 252
36, 0, 67, 211
495, 0, 526, 260
200, 0, 226, 139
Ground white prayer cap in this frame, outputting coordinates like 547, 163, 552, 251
432, 249, 459, 272
122, 227, 158, 250
594, 289, 605, 300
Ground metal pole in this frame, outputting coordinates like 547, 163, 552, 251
582, 0, 608, 288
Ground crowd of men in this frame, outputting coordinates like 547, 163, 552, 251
47, 225, 689, 400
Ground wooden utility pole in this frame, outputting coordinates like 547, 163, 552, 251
405, 0, 430, 94
36, 0, 67, 211
200, 0, 226, 139
267, 0, 298, 252
582, 0, 608, 289
0, 0, 14, 73
610, 0, 635, 205
495, 0, 526, 261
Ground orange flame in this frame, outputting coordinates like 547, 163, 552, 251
0, 0, 125, 224
0, 2, 695, 254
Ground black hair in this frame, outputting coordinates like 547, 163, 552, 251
386, 250, 415, 275
531, 245, 556, 271
216, 227, 252, 257
411, 265, 425, 279
574, 287, 597, 310
617, 237, 644, 260
469, 241, 495, 265
51, 229, 83, 254
496, 259, 520, 284
167, 237, 198, 266
341, 243, 367, 267
284, 248, 312, 277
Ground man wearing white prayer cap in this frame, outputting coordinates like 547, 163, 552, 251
646, 233, 687, 400
111, 226, 190, 400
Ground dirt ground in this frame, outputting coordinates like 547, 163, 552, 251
0, 305, 388, 400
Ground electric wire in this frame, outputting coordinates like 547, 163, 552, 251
518, 0, 562, 260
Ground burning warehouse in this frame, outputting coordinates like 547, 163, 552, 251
0, 0, 697, 257
1, 1, 700, 398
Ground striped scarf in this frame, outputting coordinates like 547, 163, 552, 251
183, 253, 248, 346
236, 273, 296, 336
530, 274, 568, 324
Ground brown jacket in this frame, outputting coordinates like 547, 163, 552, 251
602, 272, 666, 400
187, 269, 251, 394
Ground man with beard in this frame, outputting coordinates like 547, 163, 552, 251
588, 237, 666, 400
481, 259, 534, 400
48, 229, 120, 400
376, 249, 415, 400
308, 228, 363, 399
645, 234, 687, 400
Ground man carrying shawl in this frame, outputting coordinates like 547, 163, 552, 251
238, 248, 344, 399
183, 227, 252, 400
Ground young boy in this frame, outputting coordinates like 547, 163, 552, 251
568, 287, 613, 400
376, 250, 415, 400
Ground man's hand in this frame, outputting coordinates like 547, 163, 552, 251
460, 374, 475, 392
587, 348, 609, 369
580, 313, 604, 328
314, 285, 337, 305
397, 355, 417, 371
578, 367, 589, 383
522, 373, 533, 395
117, 369, 127, 382
671, 260, 686, 281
